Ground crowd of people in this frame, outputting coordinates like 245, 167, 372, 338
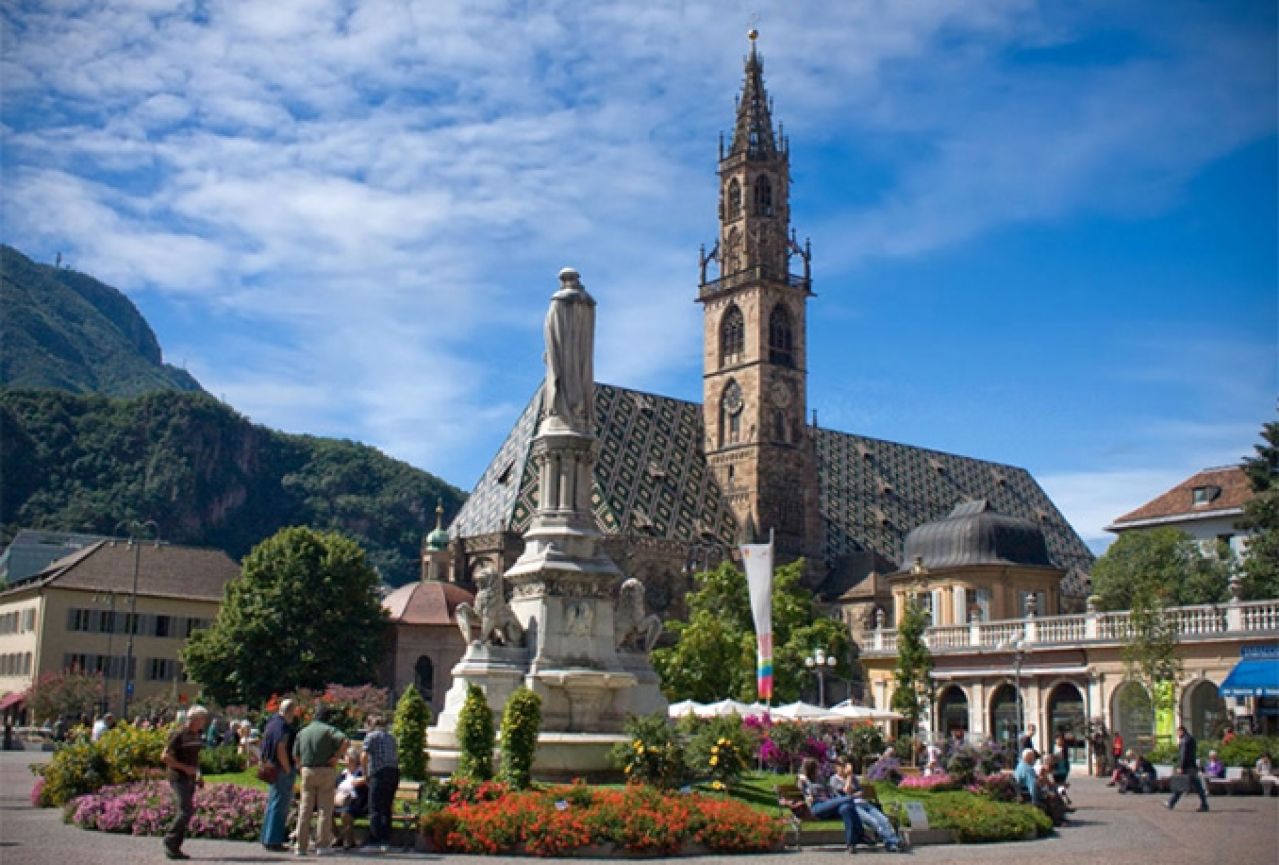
147, 698, 401, 861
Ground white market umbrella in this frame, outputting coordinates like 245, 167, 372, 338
770, 701, 843, 722
829, 700, 904, 722
668, 700, 703, 719
700, 698, 758, 718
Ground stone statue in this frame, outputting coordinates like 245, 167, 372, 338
615, 578, 662, 653
543, 268, 596, 433
455, 564, 525, 647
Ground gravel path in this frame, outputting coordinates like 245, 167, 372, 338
3, 751, 1276, 864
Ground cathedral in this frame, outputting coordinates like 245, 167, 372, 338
447, 35, 1094, 637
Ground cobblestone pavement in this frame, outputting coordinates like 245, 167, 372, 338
3, 751, 1276, 865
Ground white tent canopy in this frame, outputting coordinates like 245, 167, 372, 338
829, 700, 904, 722
667, 699, 701, 718
770, 701, 843, 722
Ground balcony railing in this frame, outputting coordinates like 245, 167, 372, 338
698, 265, 810, 299
863, 598, 1279, 656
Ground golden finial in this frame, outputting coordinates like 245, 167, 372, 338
748, 27, 758, 42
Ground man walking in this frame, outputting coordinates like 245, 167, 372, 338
362, 715, 400, 850
160, 705, 208, 860
1167, 725, 1209, 812
294, 705, 349, 856
259, 699, 299, 852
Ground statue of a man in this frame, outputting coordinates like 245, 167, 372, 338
543, 268, 596, 434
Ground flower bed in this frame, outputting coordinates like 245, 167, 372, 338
66, 781, 266, 840
421, 782, 782, 856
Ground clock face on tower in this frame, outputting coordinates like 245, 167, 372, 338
724, 380, 744, 415
769, 379, 793, 408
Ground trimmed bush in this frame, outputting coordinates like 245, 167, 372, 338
457, 684, 495, 781
199, 744, 246, 776
393, 684, 432, 781
33, 741, 109, 807
498, 688, 542, 790
609, 713, 686, 790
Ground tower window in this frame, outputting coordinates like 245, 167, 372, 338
754, 175, 773, 216
720, 380, 744, 447
726, 179, 742, 218
769, 304, 794, 367
720, 305, 745, 365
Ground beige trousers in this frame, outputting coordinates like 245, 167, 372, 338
295, 766, 336, 853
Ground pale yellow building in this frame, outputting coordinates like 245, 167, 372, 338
0, 539, 238, 722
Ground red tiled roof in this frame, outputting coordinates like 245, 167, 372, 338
383, 580, 473, 626
1111, 466, 1253, 527
1, 540, 239, 601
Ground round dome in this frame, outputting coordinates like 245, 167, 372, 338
900, 499, 1053, 571
383, 580, 474, 625
425, 526, 450, 551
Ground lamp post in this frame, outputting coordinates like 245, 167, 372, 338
113, 520, 159, 721
997, 637, 1027, 746
804, 647, 838, 707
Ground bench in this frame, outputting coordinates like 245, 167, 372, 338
393, 780, 422, 829
775, 780, 896, 851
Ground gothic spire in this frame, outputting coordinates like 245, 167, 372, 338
729, 29, 778, 159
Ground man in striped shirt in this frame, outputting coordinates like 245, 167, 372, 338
362, 716, 400, 849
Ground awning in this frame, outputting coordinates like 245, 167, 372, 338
0, 691, 26, 711
1219, 659, 1279, 698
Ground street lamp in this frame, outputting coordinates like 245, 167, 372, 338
998, 637, 1027, 746
804, 647, 838, 707
112, 520, 159, 721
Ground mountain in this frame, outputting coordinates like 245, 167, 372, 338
1, 245, 203, 395
0, 245, 465, 585
0, 389, 465, 586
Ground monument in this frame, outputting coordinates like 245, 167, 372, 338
426, 268, 668, 776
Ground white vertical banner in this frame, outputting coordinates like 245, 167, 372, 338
740, 534, 774, 703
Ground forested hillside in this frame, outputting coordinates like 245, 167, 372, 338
1, 246, 203, 395
0, 389, 465, 586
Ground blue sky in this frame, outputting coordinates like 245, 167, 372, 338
2, 0, 1275, 550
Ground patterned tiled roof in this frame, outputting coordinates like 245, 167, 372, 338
1109, 466, 1252, 527
450, 384, 1094, 597
450, 384, 740, 545
813, 428, 1094, 596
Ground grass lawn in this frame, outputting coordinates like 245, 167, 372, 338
204, 769, 268, 791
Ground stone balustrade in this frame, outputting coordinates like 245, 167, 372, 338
864, 598, 1279, 656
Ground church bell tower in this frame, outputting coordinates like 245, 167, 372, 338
699, 30, 819, 561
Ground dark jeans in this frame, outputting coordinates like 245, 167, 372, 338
1168, 769, 1209, 809
367, 766, 400, 845
811, 795, 865, 846
164, 775, 196, 852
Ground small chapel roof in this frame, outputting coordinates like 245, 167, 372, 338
896, 500, 1055, 573
383, 580, 474, 626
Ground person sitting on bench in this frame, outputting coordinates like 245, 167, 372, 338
798, 757, 865, 854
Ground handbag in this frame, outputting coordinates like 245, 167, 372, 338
1169, 774, 1190, 794
257, 762, 280, 784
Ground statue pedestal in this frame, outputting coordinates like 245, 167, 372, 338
424, 267, 667, 779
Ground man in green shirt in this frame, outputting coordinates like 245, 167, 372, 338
292, 705, 348, 855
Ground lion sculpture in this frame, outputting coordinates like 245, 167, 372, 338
455, 564, 525, 648
615, 577, 662, 652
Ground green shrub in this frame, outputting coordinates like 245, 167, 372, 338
456, 684, 494, 781
1218, 735, 1279, 769
885, 789, 1051, 842
199, 744, 246, 775
96, 723, 168, 784
684, 715, 751, 786
393, 685, 432, 781
609, 713, 686, 790
847, 724, 886, 766
945, 747, 979, 785
34, 741, 110, 807
892, 734, 916, 764
498, 688, 542, 789
1146, 742, 1178, 764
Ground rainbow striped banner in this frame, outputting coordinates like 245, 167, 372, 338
740, 539, 774, 703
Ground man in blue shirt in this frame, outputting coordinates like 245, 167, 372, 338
1015, 748, 1039, 804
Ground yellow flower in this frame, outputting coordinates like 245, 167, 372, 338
624, 765, 632, 774
709, 756, 718, 766
632, 739, 642, 748
711, 745, 720, 754
711, 780, 725, 790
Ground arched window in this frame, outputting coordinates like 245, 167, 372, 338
772, 409, 786, 443
938, 685, 970, 737
1111, 681, 1154, 750
726, 179, 742, 218
1048, 682, 1085, 746
754, 175, 773, 216
720, 305, 744, 365
1183, 679, 1228, 741
719, 380, 743, 447
769, 304, 794, 366
415, 655, 435, 705
989, 683, 1020, 744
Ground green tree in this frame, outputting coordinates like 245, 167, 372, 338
27, 671, 104, 724
1091, 527, 1227, 610
1238, 420, 1279, 600
890, 599, 933, 741
393, 684, 431, 781
182, 526, 388, 706
498, 687, 542, 789
1122, 565, 1182, 737
456, 684, 494, 781
651, 559, 853, 704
